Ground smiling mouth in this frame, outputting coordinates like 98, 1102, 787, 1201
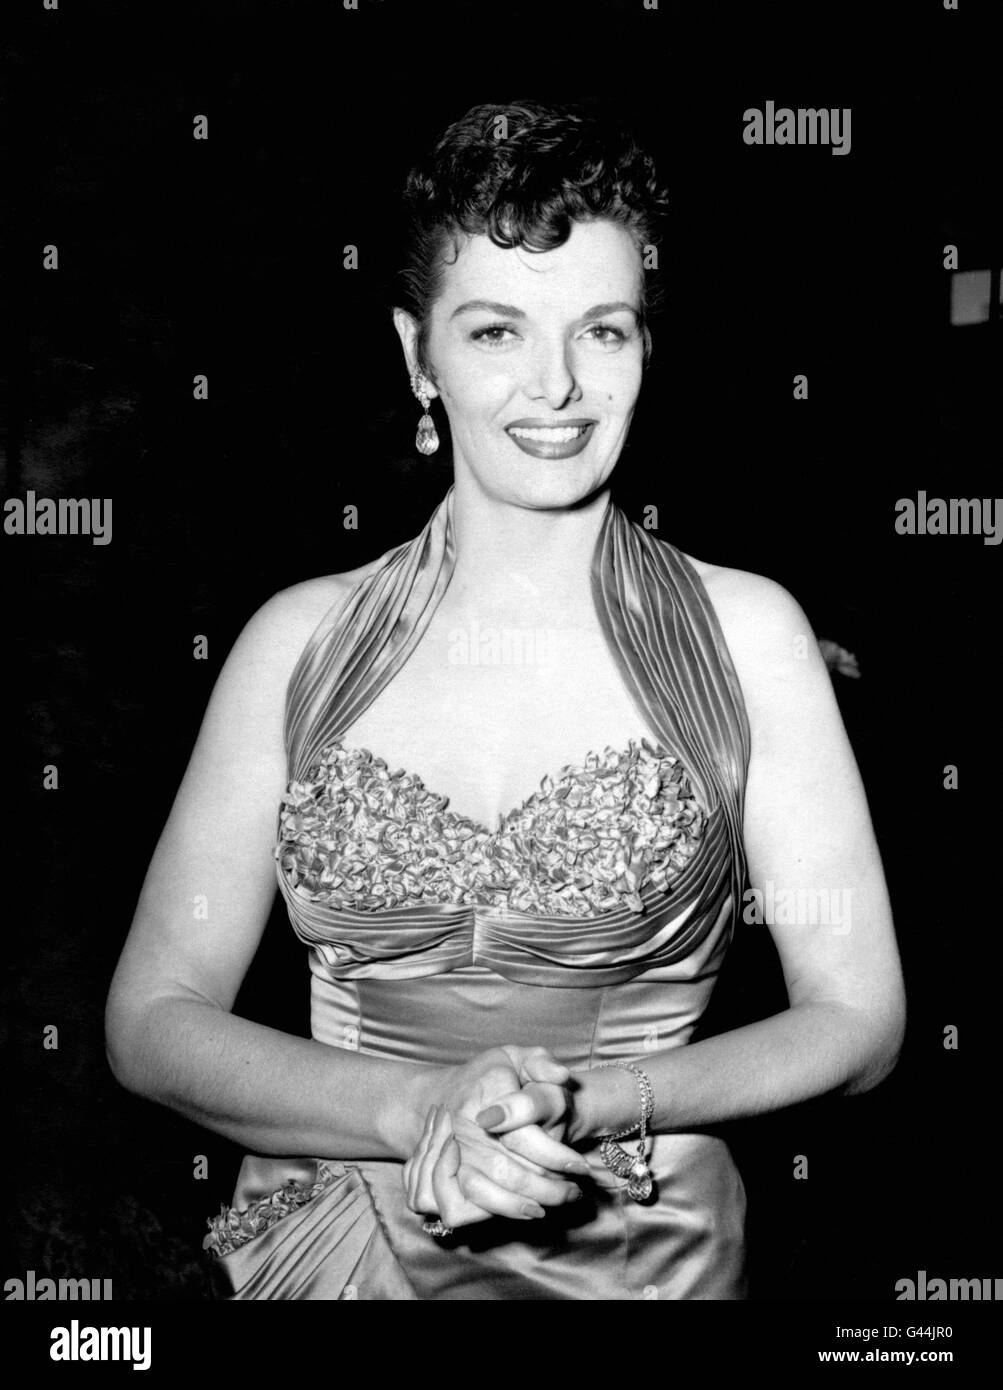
504, 420, 598, 459
507, 424, 591, 443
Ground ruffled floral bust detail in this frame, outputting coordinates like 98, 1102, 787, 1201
275, 739, 707, 919
204, 1162, 340, 1259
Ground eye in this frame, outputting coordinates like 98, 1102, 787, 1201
469, 323, 519, 345
582, 323, 627, 345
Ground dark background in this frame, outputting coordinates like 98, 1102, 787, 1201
4, 0, 1000, 1300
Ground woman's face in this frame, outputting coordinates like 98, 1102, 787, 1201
398, 219, 646, 510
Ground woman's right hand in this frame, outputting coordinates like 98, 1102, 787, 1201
403, 1046, 591, 1228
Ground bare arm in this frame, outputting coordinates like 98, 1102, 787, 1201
105, 576, 440, 1162
477, 574, 907, 1143
106, 577, 585, 1218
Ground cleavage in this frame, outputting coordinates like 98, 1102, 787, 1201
340, 609, 654, 829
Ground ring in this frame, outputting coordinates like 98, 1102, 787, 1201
421, 1218, 454, 1238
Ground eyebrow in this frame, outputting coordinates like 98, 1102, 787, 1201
449, 299, 640, 321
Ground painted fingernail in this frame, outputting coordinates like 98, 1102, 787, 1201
475, 1105, 506, 1128
564, 1159, 591, 1176
568, 1186, 583, 1202
521, 1202, 546, 1219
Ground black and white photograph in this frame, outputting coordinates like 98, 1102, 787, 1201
4, 0, 1000, 1362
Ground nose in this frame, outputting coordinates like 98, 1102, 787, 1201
524, 334, 582, 409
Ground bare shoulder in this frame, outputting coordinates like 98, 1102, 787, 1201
675, 549, 826, 717
680, 550, 811, 639
190, 553, 391, 762
238, 555, 385, 675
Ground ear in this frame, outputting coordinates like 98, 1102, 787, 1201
392, 308, 439, 397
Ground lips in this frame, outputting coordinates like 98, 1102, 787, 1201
504, 419, 597, 460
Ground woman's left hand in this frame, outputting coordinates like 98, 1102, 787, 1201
403, 1051, 591, 1227
476, 1048, 586, 1169
476, 1071, 578, 1157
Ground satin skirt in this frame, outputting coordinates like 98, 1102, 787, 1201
208, 966, 748, 1300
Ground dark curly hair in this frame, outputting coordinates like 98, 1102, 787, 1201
397, 100, 670, 379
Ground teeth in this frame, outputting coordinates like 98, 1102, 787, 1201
509, 426, 588, 443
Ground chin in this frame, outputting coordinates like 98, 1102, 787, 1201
503, 470, 610, 511
464, 454, 613, 510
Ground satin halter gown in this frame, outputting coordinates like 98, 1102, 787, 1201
204, 484, 752, 1300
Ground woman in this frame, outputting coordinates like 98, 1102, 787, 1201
106, 100, 905, 1300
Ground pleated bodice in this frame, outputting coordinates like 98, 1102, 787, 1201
275, 483, 750, 994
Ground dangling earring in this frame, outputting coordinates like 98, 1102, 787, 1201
411, 371, 439, 456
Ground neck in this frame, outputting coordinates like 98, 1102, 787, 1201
446, 474, 613, 616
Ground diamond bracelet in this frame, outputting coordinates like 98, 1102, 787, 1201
594, 1061, 655, 1201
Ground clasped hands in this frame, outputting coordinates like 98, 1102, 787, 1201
403, 1045, 600, 1230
